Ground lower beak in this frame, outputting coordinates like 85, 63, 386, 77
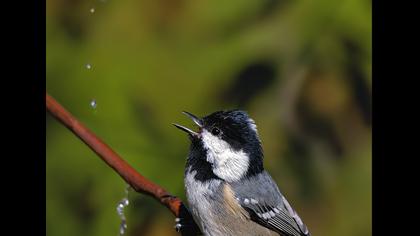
173, 123, 199, 137
173, 111, 203, 138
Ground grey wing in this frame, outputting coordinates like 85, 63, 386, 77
231, 171, 310, 236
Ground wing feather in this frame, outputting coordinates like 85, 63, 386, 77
230, 171, 310, 236
242, 202, 308, 236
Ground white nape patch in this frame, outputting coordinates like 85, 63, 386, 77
247, 118, 258, 133
201, 129, 249, 182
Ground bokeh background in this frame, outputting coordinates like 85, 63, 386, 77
46, 0, 371, 235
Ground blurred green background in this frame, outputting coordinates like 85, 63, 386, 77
46, 0, 371, 235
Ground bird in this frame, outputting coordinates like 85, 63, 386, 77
173, 110, 311, 236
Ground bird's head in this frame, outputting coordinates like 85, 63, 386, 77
174, 110, 264, 182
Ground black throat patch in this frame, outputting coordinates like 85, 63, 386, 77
185, 138, 221, 182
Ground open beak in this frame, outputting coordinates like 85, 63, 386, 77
182, 111, 203, 127
173, 111, 203, 138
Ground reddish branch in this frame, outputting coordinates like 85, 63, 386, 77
46, 92, 187, 218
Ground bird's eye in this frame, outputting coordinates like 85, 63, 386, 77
211, 127, 220, 135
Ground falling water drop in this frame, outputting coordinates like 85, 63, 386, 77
86, 64, 92, 70
90, 8, 95, 14
90, 99, 97, 109
117, 185, 131, 236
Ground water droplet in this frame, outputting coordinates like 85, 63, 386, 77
90, 99, 97, 109
124, 186, 131, 195
119, 224, 126, 235
116, 185, 131, 235
90, 8, 95, 13
86, 64, 92, 70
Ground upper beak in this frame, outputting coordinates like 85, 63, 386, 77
182, 111, 203, 127
173, 111, 203, 138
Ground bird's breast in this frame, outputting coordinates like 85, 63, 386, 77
184, 171, 277, 235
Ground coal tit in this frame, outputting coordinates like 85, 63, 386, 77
174, 110, 310, 236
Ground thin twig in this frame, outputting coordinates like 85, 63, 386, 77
46, 92, 199, 235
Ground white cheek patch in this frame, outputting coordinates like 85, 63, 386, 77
201, 130, 249, 182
